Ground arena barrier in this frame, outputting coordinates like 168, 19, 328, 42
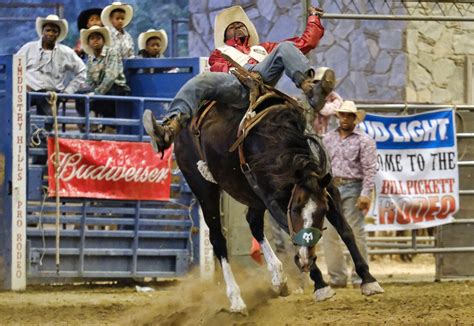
0, 55, 209, 290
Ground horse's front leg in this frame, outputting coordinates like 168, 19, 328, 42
246, 207, 289, 296
326, 183, 384, 296
309, 261, 335, 301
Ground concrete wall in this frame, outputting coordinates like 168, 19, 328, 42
405, 3, 473, 104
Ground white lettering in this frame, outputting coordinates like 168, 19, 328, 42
367, 118, 451, 143
53, 152, 170, 184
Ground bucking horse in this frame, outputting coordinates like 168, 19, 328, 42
172, 64, 384, 315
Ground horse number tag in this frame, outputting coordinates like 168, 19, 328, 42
293, 227, 322, 247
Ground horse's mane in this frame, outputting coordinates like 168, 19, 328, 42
249, 106, 326, 198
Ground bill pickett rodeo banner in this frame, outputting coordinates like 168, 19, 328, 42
47, 138, 172, 201
360, 109, 459, 231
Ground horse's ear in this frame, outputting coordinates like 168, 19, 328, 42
319, 173, 332, 188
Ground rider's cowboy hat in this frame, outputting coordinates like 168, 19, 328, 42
138, 29, 168, 55
80, 26, 111, 56
101, 2, 133, 28
335, 100, 366, 124
214, 6, 259, 48
77, 8, 103, 31
36, 15, 68, 43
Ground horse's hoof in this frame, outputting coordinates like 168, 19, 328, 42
229, 297, 248, 316
277, 282, 290, 297
361, 281, 385, 296
230, 304, 248, 316
314, 286, 336, 302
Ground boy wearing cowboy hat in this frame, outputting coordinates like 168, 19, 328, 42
77, 26, 130, 132
101, 2, 135, 59
74, 8, 103, 58
322, 100, 376, 288
137, 29, 168, 58
143, 5, 336, 154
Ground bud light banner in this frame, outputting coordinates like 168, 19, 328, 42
47, 138, 172, 200
359, 109, 459, 231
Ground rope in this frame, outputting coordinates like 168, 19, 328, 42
30, 124, 48, 147
47, 91, 61, 274
38, 186, 49, 267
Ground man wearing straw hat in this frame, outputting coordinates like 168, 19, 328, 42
143, 5, 336, 155
16, 14, 86, 163
16, 14, 86, 98
322, 100, 377, 288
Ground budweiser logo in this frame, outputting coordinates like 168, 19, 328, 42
50, 152, 170, 184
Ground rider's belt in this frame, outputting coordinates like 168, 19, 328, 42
333, 177, 362, 187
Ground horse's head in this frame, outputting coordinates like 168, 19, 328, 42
288, 171, 331, 272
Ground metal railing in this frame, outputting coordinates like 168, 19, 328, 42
26, 92, 198, 280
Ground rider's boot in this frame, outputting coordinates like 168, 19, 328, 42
143, 109, 184, 156
299, 68, 336, 112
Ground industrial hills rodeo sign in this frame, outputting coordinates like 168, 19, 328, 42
359, 109, 459, 231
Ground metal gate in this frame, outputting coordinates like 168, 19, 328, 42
0, 55, 207, 289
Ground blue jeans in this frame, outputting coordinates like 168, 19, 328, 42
322, 181, 369, 285
166, 42, 312, 120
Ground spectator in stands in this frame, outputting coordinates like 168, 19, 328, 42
78, 26, 130, 133
137, 29, 168, 58
17, 14, 86, 163
74, 8, 103, 59
101, 2, 135, 59
322, 101, 376, 288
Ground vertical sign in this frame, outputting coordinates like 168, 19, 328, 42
11, 55, 27, 290
199, 208, 214, 279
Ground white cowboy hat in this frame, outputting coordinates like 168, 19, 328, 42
138, 29, 168, 55
80, 26, 111, 55
101, 2, 134, 28
335, 100, 366, 124
214, 6, 259, 48
36, 14, 68, 43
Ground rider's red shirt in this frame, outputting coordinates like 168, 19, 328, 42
209, 15, 325, 72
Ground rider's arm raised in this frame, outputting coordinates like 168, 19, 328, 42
261, 15, 325, 55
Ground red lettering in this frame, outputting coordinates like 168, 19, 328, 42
424, 196, 439, 221
381, 180, 390, 195
396, 198, 411, 224
437, 195, 456, 219
379, 199, 396, 224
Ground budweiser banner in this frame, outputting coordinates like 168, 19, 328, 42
47, 138, 172, 200
359, 109, 459, 231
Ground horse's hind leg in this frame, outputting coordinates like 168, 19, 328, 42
246, 207, 289, 296
309, 262, 335, 301
183, 176, 247, 314
325, 183, 384, 296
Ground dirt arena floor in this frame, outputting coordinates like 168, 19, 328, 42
0, 255, 473, 325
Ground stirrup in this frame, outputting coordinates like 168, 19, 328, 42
301, 68, 336, 111
143, 110, 176, 158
